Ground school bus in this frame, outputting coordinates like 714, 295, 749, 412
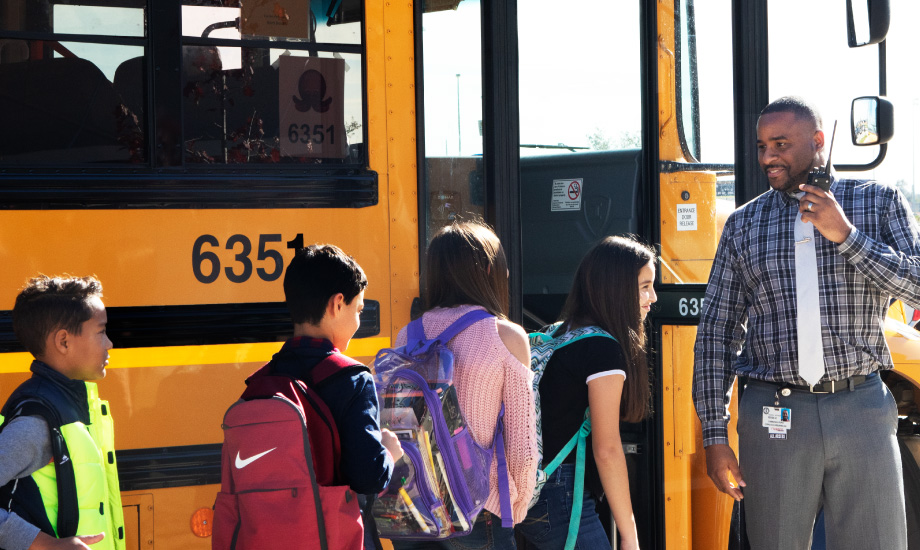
0, 0, 917, 549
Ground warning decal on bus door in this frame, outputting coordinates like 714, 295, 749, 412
677, 203, 697, 231
551, 179, 583, 211
279, 56, 347, 158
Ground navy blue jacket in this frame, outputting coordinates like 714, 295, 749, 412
268, 337, 394, 495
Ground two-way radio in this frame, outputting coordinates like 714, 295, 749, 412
806, 120, 837, 192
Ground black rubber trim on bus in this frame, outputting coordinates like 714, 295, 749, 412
0, 171, 378, 210
0, 300, 380, 353
116, 444, 222, 491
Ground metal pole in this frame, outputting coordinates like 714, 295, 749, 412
913, 98, 918, 208
456, 73, 461, 155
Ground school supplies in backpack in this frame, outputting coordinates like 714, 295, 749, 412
212, 353, 365, 550
528, 322, 617, 550
371, 309, 513, 539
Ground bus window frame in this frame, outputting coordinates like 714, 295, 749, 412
675, 0, 701, 163
0, 0, 378, 210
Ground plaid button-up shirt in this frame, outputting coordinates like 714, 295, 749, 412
693, 176, 920, 446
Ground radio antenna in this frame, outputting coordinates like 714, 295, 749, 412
824, 120, 838, 173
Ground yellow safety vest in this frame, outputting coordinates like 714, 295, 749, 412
23, 383, 125, 550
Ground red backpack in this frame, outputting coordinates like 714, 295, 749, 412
212, 354, 365, 550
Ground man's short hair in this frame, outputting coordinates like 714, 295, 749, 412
283, 245, 367, 325
760, 96, 823, 130
12, 275, 103, 357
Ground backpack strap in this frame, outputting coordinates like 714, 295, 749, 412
540, 412, 591, 480
541, 411, 592, 550
553, 326, 616, 349
307, 352, 368, 386
406, 309, 494, 355
492, 404, 515, 529
2, 399, 79, 539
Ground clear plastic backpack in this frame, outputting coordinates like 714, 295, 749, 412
371, 309, 513, 539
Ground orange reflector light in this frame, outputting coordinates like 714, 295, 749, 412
191, 507, 214, 538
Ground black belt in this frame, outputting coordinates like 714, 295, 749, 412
752, 372, 877, 394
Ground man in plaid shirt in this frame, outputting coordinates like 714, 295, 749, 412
693, 96, 917, 549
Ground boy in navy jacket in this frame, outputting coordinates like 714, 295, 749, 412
271, 245, 401, 548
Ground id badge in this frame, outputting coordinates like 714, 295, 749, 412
762, 406, 792, 430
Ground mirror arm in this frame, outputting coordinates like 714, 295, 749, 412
836, 143, 888, 172
878, 39, 887, 96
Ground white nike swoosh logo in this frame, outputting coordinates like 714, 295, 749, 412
235, 448, 277, 469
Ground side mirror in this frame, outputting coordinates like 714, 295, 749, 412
846, 0, 890, 47
851, 96, 894, 146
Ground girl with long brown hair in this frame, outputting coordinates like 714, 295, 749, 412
391, 220, 539, 550
517, 235, 656, 550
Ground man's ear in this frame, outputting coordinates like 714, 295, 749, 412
814, 129, 825, 152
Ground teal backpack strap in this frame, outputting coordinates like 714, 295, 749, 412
568, 416, 590, 550
540, 411, 591, 550
540, 413, 590, 478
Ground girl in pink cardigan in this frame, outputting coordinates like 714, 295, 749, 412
391, 220, 538, 550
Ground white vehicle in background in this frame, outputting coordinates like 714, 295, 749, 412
901, 303, 920, 329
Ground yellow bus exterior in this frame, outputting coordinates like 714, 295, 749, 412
0, 1, 419, 548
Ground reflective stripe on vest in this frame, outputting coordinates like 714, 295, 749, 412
30, 383, 125, 550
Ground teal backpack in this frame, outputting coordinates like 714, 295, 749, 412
528, 322, 617, 550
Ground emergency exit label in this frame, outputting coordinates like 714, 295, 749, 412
677, 204, 697, 231
552, 178, 583, 211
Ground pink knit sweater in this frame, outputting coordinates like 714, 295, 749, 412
396, 305, 539, 524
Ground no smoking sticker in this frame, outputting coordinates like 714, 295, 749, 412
552, 178, 583, 211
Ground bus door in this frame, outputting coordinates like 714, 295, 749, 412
415, 0, 655, 545
648, 0, 742, 548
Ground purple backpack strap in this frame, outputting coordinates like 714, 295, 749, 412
492, 404, 514, 528
406, 309, 494, 354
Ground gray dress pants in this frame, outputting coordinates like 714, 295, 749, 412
738, 374, 907, 550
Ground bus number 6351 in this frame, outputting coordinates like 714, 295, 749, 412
192, 234, 305, 284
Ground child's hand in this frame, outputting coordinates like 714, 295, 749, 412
381, 429, 404, 462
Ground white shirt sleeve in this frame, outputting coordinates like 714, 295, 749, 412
585, 369, 626, 384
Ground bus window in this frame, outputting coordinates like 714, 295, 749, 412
660, 0, 735, 285
517, 0, 642, 328
0, 1, 146, 164
181, 1, 365, 165
419, 0, 485, 247
518, 1, 641, 159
